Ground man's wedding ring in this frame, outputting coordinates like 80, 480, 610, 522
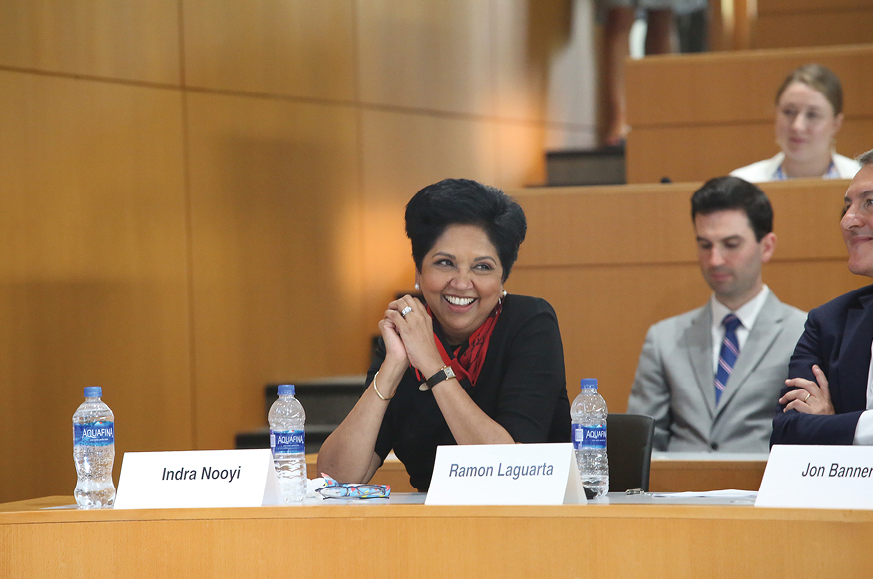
400, 306, 413, 318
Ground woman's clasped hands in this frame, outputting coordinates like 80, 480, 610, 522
381, 296, 444, 379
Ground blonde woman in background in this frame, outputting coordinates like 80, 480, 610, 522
731, 64, 860, 182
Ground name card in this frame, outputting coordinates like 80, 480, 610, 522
114, 449, 280, 509
756, 444, 873, 509
425, 443, 585, 505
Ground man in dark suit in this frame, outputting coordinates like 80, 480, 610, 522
772, 148, 873, 445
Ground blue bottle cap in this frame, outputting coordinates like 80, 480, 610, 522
84, 386, 102, 398
278, 384, 295, 396
580, 379, 598, 390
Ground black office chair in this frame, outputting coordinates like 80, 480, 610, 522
606, 413, 655, 492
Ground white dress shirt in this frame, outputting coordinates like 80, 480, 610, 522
851, 343, 873, 444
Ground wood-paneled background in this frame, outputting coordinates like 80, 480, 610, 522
0, 0, 597, 502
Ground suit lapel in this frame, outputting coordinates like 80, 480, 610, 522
687, 303, 716, 417
835, 292, 873, 412
715, 291, 783, 417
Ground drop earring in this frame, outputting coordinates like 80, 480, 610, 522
414, 283, 420, 291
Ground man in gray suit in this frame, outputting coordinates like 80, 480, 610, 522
627, 176, 807, 452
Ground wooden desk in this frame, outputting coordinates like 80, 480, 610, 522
2, 496, 872, 578
311, 454, 769, 493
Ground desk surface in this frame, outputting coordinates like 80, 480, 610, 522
3, 495, 873, 578
350, 453, 770, 493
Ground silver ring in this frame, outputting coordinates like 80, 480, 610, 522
400, 306, 413, 318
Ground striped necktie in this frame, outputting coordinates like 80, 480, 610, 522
714, 314, 742, 404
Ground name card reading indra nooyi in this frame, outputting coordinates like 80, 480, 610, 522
114, 449, 280, 509
756, 444, 873, 510
425, 443, 585, 505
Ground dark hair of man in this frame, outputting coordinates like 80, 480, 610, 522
857, 148, 873, 167
690, 176, 773, 241
405, 179, 527, 282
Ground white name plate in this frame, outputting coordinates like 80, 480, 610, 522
756, 445, 873, 509
425, 443, 585, 505
114, 449, 280, 509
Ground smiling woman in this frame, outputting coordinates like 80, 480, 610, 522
317, 179, 571, 491
731, 64, 861, 182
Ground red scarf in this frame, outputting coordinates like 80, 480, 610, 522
415, 299, 502, 388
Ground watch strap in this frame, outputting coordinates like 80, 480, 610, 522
420, 365, 456, 391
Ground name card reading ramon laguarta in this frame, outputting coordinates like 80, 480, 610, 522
425, 442, 585, 505
114, 449, 280, 509
756, 444, 873, 510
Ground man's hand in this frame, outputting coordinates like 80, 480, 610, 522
780, 365, 835, 415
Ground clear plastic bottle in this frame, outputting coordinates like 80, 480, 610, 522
269, 384, 307, 503
571, 378, 609, 499
73, 386, 116, 508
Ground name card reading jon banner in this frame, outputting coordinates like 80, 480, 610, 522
756, 445, 873, 510
425, 443, 585, 505
114, 449, 280, 509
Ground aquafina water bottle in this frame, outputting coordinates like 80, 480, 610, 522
73, 386, 116, 508
269, 384, 307, 502
571, 378, 609, 499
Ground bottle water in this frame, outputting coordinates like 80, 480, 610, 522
73, 387, 116, 508
571, 378, 609, 499
269, 384, 307, 503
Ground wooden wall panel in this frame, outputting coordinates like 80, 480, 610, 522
509, 181, 868, 413
496, 122, 548, 188
713, 1, 873, 51
356, 0, 492, 114
0, 71, 191, 501
359, 108, 498, 328
754, 11, 873, 50
517, 183, 697, 267
625, 121, 767, 184
760, 0, 873, 9
753, 0, 873, 49
185, 93, 365, 450
625, 45, 873, 183
0, 0, 180, 84
626, 45, 873, 126
492, 0, 573, 123
182, 0, 356, 100
516, 180, 855, 267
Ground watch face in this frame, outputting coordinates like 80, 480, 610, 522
445, 367, 456, 380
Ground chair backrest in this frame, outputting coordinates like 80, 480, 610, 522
606, 413, 655, 492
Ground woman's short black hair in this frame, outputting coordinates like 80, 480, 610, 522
405, 179, 527, 282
